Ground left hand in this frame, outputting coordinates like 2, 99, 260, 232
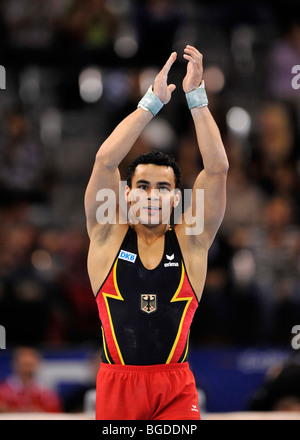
182, 45, 204, 93
153, 52, 177, 104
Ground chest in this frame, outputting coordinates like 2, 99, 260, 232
115, 229, 182, 294
137, 236, 165, 270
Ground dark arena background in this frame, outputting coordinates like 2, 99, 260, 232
0, 0, 300, 420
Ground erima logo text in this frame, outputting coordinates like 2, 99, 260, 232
164, 254, 179, 267
118, 250, 137, 263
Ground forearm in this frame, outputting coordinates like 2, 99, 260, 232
182, 45, 228, 174
191, 106, 229, 173
95, 52, 176, 170
95, 108, 153, 169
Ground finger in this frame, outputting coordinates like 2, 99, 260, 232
162, 52, 177, 75
185, 45, 202, 58
183, 53, 197, 64
184, 46, 202, 62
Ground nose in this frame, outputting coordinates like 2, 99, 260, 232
147, 188, 160, 199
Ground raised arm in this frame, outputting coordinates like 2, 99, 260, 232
84, 52, 177, 238
181, 46, 229, 248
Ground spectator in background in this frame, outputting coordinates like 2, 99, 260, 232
250, 102, 298, 198
0, 347, 62, 413
248, 355, 300, 412
0, 109, 47, 205
0, 222, 59, 346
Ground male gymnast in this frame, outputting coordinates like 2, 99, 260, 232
84, 45, 229, 420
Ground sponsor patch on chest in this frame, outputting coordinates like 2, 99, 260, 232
118, 249, 137, 263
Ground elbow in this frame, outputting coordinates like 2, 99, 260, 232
207, 159, 229, 175
95, 150, 106, 164
221, 159, 229, 174
95, 150, 116, 171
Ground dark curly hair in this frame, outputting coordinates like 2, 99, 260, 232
126, 150, 181, 189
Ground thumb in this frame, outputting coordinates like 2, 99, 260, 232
168, 84, 176, 94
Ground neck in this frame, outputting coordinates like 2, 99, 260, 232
130, 222, 170, 245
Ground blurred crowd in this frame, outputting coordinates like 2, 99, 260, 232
0, 0, 299, 353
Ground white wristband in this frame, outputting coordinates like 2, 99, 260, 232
185, 81, 208, 109
138, 86, 164, 116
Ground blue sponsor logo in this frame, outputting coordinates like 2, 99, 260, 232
118, 250, 137, 263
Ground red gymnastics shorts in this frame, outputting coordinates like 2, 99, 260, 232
95, 362, 201, 420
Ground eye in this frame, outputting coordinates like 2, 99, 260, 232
159, 187, 170, 192
138, 185, 148, 190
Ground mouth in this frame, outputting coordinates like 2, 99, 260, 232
143, 206, 161, 213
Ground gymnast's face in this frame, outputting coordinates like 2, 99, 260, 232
125, 163, 180, 226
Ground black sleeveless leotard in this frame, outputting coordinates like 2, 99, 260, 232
96, 226, 199, 366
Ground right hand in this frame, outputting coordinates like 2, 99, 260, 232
153, 52, 177, 104
182, 45, 203, 93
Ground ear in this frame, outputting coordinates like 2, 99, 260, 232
173, 189, 181, 208
124, 185, 131, 203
